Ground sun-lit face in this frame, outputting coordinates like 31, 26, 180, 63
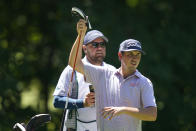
83, 37, 106, 65
120, 50, 141, 71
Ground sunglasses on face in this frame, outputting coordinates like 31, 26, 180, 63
90, 42, 106, 48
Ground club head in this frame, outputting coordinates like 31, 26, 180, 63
25, 114, 51, 131
71, 7, 86, 19
71, 7, 92, 29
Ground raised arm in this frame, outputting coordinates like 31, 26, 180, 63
68, 19, 87, 74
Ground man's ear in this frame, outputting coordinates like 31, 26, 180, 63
118, 52, 122, 60
83, 45, 87, 54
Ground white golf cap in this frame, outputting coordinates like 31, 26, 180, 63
83, 30, 108, 45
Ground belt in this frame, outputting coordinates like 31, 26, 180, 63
77, 119, 96, 123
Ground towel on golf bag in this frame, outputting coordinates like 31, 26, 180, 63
65, 71, 78, 129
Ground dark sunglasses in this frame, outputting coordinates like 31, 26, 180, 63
90, 42, 106, 48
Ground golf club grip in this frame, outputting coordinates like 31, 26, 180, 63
89, 85, 94, 92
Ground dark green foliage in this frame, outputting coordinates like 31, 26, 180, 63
0, 0, 195, 130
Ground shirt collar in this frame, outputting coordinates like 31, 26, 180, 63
82, 56, 105, 66
115, 69, 142, 79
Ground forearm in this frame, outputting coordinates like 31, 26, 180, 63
53, 95, 84, 109
68, 35, 84, 73
68, 20, 86, 74
122, 106, 157, 121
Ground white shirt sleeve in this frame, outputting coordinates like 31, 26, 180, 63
83, 63, 103, 86
53, 65, 73, 96
141, 78, 157, 108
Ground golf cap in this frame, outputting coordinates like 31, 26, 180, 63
83, 30, 108, 45
119, 39, 145, 54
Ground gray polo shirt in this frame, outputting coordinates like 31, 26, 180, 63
84, 63, 156, 131
53, 57, 116, 123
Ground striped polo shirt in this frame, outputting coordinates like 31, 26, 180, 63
83, 62, 156, 131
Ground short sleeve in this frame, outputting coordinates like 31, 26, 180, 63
53, 66, 73, 96
141, 78, 157, 108
83, 62, 106, 89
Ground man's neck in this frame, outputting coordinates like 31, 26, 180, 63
86, 57, 103, 66
90, 61, 102, 66
119, 67, 136, 79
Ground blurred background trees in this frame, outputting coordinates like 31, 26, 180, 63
0, 0, 195, 130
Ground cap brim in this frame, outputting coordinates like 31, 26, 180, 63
100, 36, 108, 43
84, 36, 108, 45
120, 49, 146, 55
